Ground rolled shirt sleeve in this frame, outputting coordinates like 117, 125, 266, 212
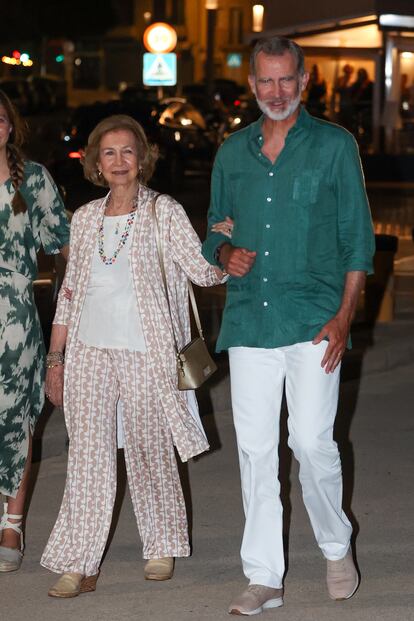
334, 133, 375, 274
168, 197, 221, 287
202, 154, 234, 266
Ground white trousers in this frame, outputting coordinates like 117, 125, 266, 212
229, 342, 352, 589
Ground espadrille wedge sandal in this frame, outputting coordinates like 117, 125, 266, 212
0, 503, 24, 572
48, 572, 99, 598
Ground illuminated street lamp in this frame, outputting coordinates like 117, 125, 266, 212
205, 0, 218, 99
252, 4, 264, 33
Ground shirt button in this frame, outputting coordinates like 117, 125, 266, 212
259, 136, 263, 141
265, 224, 270, 228
269, 172, 274, 177
263, 301, 268, 307
263, 277, 268, 282
264, 251, 269, 256
266, 197, 272, 202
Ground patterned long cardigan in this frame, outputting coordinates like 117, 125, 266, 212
54, 184, 221, 461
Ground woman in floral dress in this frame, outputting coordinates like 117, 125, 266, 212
0, 90, 70, 572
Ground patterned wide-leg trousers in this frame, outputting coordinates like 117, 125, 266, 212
41, 341, 190, 576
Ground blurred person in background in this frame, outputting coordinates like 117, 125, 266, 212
334, 63, 355, 130
0, 89, 70, 572
305, 64, 327, 118
350, 68, 374, 148
41, 114, 223, 598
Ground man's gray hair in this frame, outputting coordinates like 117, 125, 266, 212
250, 36, 305, 77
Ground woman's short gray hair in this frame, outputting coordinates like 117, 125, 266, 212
83, 114, 159, 187
250, 36, 305, 77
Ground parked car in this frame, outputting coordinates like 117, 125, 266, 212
182, 80, 260, 141
155, 97, 217, 183
119, 84, 169, 105
48, 95, 219, 200
183, 79, 246, 111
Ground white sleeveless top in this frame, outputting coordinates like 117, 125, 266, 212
78, 213, 146, 351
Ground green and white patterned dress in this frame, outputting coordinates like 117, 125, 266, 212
0, 161, 70, 497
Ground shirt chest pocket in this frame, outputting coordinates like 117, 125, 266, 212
292, 170, 321, 205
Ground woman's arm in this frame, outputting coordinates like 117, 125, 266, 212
54, 211, 80, 325
169, 201, 224, 287
45, 324, 68, 407
59, 244, 69, 261
38, 165, 71, 256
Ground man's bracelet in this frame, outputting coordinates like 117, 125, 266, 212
46, 352, 64, 368
214, 242, 227, 268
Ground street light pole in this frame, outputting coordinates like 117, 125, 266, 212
205, 1, 218, 100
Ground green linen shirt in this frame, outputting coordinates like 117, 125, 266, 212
202, 107, 375, 352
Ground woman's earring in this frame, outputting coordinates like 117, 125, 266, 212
138, 166, 143, 180
97, 169, 102, 178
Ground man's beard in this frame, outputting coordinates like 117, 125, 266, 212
255, 91, 302, 121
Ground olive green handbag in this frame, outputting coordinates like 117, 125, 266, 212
152, 196, 217, 390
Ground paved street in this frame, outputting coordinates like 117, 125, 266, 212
2, 358, 414, 621
5, 199, 414, 620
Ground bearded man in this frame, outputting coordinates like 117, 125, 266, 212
202, 36, 374, 616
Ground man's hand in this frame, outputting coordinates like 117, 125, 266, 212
313, 271, 366, 374
312, 314, 350, 374
219, 243, 256, 277
45, 365, 64, 407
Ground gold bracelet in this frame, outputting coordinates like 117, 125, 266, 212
46, 361, 64, 369
46, 351, 64, 367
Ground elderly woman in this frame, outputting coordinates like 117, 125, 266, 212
0, 90, 70, 572
41, 114, 223, 598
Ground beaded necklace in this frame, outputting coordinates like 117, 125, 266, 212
98, 198, 137, 265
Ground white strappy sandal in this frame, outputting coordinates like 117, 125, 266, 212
0, 502, 24, 572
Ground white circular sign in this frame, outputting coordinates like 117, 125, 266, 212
143, 23, 177, 54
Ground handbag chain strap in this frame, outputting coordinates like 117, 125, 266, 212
151, 195, 205, 352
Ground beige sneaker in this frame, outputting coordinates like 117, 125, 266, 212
326, 550, 359, 600
229, 584, 283, 616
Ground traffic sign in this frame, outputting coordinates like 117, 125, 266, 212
143, 53, 177, 86
143, 23, 177, 54
227, 53, 242, 68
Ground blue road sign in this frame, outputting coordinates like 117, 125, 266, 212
143, 53, 177, 86
227, 53, 242, 68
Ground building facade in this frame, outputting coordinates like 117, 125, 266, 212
261, 0, 414, 153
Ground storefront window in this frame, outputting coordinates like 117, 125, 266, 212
303, 56, 376, 151
397, 50, 414, 153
